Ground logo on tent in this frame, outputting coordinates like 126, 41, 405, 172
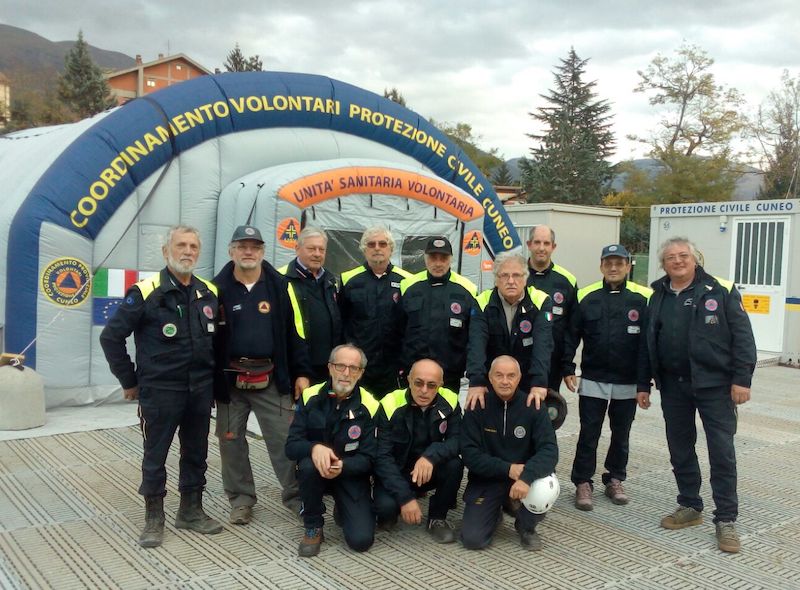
41, 258, 91, 307
277, 218, 301, 249
463, 231, 482, 256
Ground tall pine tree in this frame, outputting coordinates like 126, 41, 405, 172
224, 43, 263, 72
57, 31, 115, 119
521, 48, 614, 204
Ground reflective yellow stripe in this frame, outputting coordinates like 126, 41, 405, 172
380, 389, 408, 420
341, 266, 367, 287
626, 281, 653, 301
287, 283, 306, 339
577, 281, 603, 303
715, 276, 735, 293
400, 270, 426, 295
476, 289, 492, 310
438, 387, 458, 410
450, 271, 478, 297
527, 286, 549, 309
197, 276, 218, 296
360, 389, 380, 417
552, 264, 577, 287
135, 275, 161, 300
302, 382, 326, 405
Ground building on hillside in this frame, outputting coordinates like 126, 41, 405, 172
0, 71, 10, 129
106, 53, 210, 105
494, 184, 527, 205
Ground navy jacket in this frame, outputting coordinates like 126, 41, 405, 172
647, 266, 756, 389
100, 268, 217, 391
460, 388, 558, 485
375, 387, 461, 505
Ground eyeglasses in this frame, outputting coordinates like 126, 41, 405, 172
234, 243, 264, 251
497, 272, 525, 282
412, 379, 440, 390
664, 253, 692, 263
366, 240, 389, 248
330, 363, 363, 374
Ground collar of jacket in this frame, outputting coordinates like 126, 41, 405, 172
528, 260, 554, 276
426, 269, 451, 285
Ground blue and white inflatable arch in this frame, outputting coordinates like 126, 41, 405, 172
1, 71, 520, 406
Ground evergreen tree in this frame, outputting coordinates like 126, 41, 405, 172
522, 48, 615, 204
57, 31, 115, 119
491, 161, 514, 185
224, 43, 263, 72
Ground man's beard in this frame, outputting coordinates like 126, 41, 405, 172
332, 381, 355, 396
167, 254, 196, 275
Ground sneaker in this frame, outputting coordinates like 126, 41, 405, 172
298, 527, 324, 557
716, 521, 740, 553
604, 479, 629, 505
575, 482, 593, 511
519, 529, 543, 551
427, 519, 456, 544
229, 505, 252, 525
660, 506, 703, 530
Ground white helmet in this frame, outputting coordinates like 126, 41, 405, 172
522, 474, 560, 514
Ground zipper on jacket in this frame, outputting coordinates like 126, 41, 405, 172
502, 400, 508, 436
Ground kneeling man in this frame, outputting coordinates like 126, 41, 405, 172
460, 355, 558, 550
285, 344, 380, 557
374, 359, 463, 543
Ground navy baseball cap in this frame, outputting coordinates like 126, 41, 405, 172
231, 225, 264, 243
425, 236, 453, 255
600, 244, 630, 260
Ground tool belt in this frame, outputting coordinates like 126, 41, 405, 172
228, 358, 274, 390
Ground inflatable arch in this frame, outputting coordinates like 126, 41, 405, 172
0, 71, 520, 406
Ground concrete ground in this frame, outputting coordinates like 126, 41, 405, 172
0, 364, 798, 589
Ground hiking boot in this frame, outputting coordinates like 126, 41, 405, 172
575, 482, 593, 511
660, 506, 703, 530
604, 479, 629, 505
175, 490, 223, 534
427, 519, 456, 544
716, 521, 741, 553
139, 496, 165, 548
519, 529, 543, 551
298, 527, 324, 557
229, 505, 252, 525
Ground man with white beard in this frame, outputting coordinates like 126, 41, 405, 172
101, 225, 223, 548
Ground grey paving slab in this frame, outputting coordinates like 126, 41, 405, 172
0, 364, 799, 589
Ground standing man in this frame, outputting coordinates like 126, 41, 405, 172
374, 359, 463, 543
399, 236, 478, 392
642, 237, 756, 554
279, 226, 342, 383
100, 225, 222, 548
466, 251, 553, 410
460, 356, 558, 551
340, 227, 411, 398
286, 344, 380, 557
563, 244, 652, 511
526, 225, 579, 399
213, 225, 312, 524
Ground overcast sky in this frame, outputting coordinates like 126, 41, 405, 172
3, 1, 799, 162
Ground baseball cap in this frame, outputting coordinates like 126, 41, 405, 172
600, 244, 630, 260
424, 236, 453, 255
231, 225, 264, 243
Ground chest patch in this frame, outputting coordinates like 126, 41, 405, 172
514, 425, 526, 438
393, 292, 400, 302
258, 301, 271, 313
519, 319, 532, 334
705, 314, 719, 325
347, 425, 361, 440
553, 291, 564, 304
439, 421, 448, 434
162, 323, 177, 337
203, 305, 214, 319
705, 299, 718, 311
628, 309, 639, 322
450, 302, 462, 314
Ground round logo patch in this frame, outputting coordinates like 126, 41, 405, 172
162, 323, 177, 338
628, 309, 639, 322
41, 258, 91, 307
450, 302, 462, 314
258, 301, 271, 314
705, 299, 718, 311
392, 292, 400, 303
347, 425, 361, 440
519, 319, 532, 334
439, 421, 448, 434
553, 291, 564, 304
514, 425, 526, 439
245, 227, 256, 236
203, 305, 214, 319
433, 239, 446, 248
